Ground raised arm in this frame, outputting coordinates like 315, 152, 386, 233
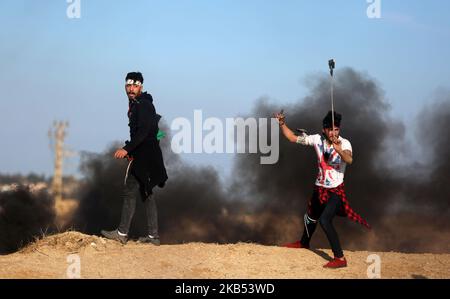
274, 111, 298, 143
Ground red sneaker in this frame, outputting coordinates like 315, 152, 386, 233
323, 257, 347, 268
282, 241, 310, 249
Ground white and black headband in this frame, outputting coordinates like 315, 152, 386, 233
126, 79, 142, 86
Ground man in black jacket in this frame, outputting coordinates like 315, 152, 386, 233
101, 72, 168, 245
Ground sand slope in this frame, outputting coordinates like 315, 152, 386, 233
0, 232, 448, 279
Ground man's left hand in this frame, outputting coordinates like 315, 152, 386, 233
331, 137, 342, 152
114, 148, 128, 159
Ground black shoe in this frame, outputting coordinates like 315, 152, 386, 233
138, 235, 160, 246
101, 229, 128, 244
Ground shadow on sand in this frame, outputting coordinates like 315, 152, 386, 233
309, 248, 333, 261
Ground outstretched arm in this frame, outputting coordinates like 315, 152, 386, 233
274, 112, 298, 143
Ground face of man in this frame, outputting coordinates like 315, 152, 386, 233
125, 83, 143, 100
322, 126, 340, 142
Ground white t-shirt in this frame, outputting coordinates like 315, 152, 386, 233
296, 133, 352, 188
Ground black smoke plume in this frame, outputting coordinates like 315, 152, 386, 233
71, 135, 259, 244
230, 68, 450, 253
0, 188, 55, 254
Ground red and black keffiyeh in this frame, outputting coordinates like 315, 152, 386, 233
308, 183, 371, 229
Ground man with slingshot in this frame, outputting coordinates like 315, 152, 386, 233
274, 60, 370, 268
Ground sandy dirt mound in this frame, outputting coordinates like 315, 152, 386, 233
0, 232, 448, 279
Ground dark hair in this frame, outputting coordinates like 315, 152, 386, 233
322, 110, 342, 128
125, 72, 144, 84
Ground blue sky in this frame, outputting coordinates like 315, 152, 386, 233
1, 0, 449, 178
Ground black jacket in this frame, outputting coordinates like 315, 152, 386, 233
123, 92, 168, 197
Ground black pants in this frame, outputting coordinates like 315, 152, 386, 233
300, 192, 344, 258
118, 174, 159, 237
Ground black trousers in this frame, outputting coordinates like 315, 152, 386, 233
118, 174, 159, 237
300, 192, 344, 258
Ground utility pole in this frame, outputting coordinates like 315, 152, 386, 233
49, 121, 69, 206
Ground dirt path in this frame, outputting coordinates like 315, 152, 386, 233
0, 232, 448, 279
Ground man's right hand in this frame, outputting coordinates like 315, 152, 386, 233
274, 111, 298, 143
114, 148, 128, 159
274, 111, 286, 126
